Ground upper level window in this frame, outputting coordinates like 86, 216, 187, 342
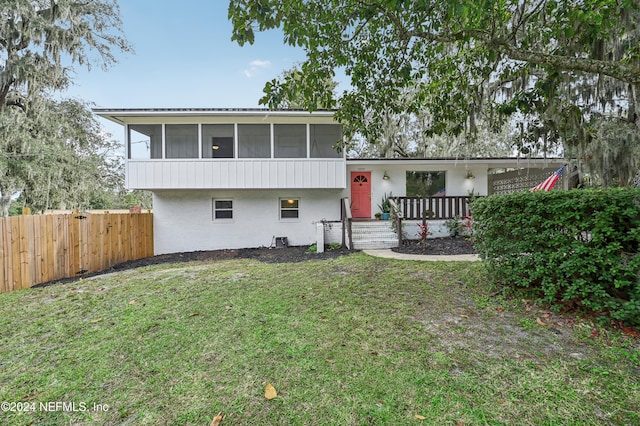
238, 124, 270, 158
166, 124, 198, 159
202, 124, 234, 158
310, 124, 342, 158
280, 198, 299, 219
275, 124, 306, 158
128, 124, 162, 159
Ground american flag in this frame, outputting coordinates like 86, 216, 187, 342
530, 165, 566, 192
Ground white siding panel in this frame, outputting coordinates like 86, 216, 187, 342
269, 162, 279, 188
203, 161, 213, 187
311, 161, 320, 187
220, 162, 229, 187
303, 162, 312, 187
162, 163, 172, 188
295, 162, 304, 188
237, 161, 246, 187
126, 159, 346, 189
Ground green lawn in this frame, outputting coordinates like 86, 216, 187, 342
0, 253, 638, 425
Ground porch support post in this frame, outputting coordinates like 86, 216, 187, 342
316, 222, 325, 253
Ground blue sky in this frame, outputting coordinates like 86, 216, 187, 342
63, 1, 310, 139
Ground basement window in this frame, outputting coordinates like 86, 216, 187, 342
213, 199, 233, 221
280, 198, 299, 220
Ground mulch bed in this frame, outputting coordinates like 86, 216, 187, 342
33, 246, 352, 288
34, 238, 476, 289
392, 236, 477, 255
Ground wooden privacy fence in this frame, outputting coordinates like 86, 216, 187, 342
0, 211, 153, 293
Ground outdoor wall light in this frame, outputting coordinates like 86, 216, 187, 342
212, 145, 220, 150
465, 170, 475, 179
382, 171, 390, 180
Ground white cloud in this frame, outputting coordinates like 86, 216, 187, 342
243, 59, 272, 78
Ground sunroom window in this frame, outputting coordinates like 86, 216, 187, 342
128, 124, 162, 159
310, 124, 342, 158
238, 124, 270, 158
275, 124, 306, 158
202, 124, 234, 158
166, 124, 198, 158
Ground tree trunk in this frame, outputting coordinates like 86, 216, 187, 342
0, 192, 12, 217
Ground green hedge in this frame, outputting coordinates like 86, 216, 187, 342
472, 188, 640, 325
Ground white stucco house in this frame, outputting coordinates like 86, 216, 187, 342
95, 108, 566, 254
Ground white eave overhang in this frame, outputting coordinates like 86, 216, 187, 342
93, 108, 336, 125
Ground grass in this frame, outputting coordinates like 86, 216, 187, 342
0, 253, 638, 425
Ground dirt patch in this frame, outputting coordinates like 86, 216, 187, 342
394, 236, 477, 255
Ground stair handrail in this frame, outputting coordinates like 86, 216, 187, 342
341, 197, 353, 250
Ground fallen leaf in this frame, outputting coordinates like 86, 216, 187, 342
414, 414, 426, 420
542, 313, 551, 319
190, 312, 199, 317
129, 300, 136, 305
90, 318, 103, 323
210, 411, 224, 426
69, 287, 76, 291
536, 317, 547, 326
497, 307, 504, 312
591, 328, 600, 337
459, 314, 470, 318
619, 322, 640, 338
225, 305, 232, 310
265, 383, 277, 400
455, 420, 465, 426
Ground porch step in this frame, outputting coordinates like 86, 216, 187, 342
351, 220, 398, 250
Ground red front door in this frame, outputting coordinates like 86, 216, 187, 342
350, 171, 371, 218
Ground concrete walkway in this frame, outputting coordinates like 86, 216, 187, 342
363, 249, 481, 262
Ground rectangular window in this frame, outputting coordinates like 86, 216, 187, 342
202, 124, 234, 158
274, 124, 306, 158
406, 171, 446, 196
213, 199, 233, 220
128, 124, 162, 159
238, 124, 271, 158
280, 198, 299, 219
310, 124, 342, 158
166, 124, 198, 158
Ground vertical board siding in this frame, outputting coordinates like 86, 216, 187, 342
0, 212, 153, 293
125, 159, 347, 189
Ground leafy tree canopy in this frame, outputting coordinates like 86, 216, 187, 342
0, 0, 131, 110
228, 0, 640, 155
0, 98, 124, 216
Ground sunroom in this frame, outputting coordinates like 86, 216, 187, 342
95, 109, 347, 190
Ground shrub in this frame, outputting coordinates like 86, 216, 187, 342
472, 188, 640, 325
445, 217, 463, 236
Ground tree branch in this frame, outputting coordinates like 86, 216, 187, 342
492, 40, 640, 86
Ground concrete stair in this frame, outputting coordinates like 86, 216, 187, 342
351, 220, 398, 250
